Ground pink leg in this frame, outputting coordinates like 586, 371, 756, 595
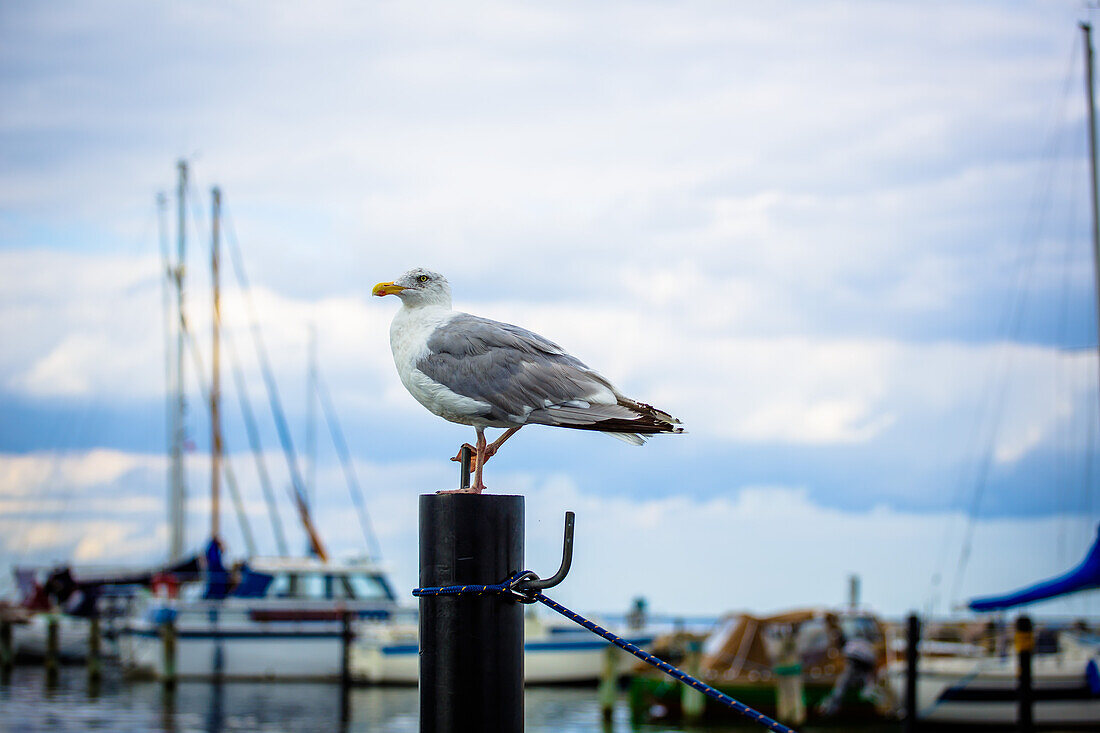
483, 427, 522, 463
471, 427, 488, 493
440, 427, 522, 495
450, 427, 521, 470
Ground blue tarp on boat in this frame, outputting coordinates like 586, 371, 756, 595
233, 565, 274, 598
968, 523, 1100, 612
202, 537, 229, 600
200, 537, 274, 599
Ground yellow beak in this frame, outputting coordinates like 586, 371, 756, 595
372, 281, 406, 297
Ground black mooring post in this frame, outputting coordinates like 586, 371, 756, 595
419, 493, 524, 733
904, 613, 920, 733
1016, 615, 1034, 733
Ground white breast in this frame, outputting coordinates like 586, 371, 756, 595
389, 306, 493, 425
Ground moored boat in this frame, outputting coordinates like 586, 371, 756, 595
888, 22, 1100, 729
350, 611, 655, 685
627, 607, 897, 725
886, 627, 1100, 726
119, 550, 405, 680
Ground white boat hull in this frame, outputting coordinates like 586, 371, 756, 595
12, 615, 109, 663
117, 554, 407, 681
351, 631, 654, 685
120, 620, 349, 680
887, 649, 1100, 726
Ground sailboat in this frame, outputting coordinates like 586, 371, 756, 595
885, 23, 1100, 727
117, 164, 406, 681
888, 531, 1100, 726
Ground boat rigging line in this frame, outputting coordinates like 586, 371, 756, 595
313, 358, 384, 561
178, 303, 258, 557
181, 173, 291, 558
223, 325, 290, 557
220, 196, 328, 561
942, 29, 1092, 609
184, 173, 327, 559
175, 166, 384, 564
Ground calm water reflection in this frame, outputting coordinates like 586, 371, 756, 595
0, 667, 900, 732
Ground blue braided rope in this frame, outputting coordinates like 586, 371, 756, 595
412, 579, 515, 596
413, 574, 798, 733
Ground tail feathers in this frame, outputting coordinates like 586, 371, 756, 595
603, 431, 646, 446
525, 395, 684, 442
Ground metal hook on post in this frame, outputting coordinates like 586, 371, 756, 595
507, 512, 574, 602
526, 511, 574, 590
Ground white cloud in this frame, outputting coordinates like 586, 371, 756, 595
1, 250, 164, 399
2, 245, 1095, 467
0, 448, 159, 498
482, 299, 1096, 453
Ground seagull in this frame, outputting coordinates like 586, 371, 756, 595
372, 267, 683, 493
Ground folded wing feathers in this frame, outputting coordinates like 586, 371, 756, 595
420, 313, 684, 442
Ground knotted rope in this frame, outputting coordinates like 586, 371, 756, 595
415, 571, 798, 733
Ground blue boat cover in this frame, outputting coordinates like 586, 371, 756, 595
968, 524, 1100, 612
202, 537, 229, 600
233, 564, 274, 598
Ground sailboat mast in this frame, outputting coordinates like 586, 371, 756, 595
306, 323, 317, 513
1082, 23, 1100, 417
170, 160, 188, 563
157, 192, 175, 561
211, 186, 223, 541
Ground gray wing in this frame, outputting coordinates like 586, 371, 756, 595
416, 313, 656, 432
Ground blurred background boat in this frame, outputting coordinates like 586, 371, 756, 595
627, 604, 897, 727
879, 23, 1100, 729
350, 607, 655, 685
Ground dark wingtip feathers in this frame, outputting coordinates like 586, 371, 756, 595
563, 397, 684, 437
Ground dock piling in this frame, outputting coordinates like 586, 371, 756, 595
681, 638, 705, 721
1016, 615, 1034, 733
87, 616, 102, 685
598, 644, 617, 722
0, 619, 13, 676
340, 610, 353, 726
161, 615, 177, 689
774, 625, 805, 725
44, 614, 59, 683
418, 493, 524, 733
903, 613, 920, 733
341, 609, 353, 688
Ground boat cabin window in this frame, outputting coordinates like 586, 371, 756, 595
342, 574, 393, 601
298, 573, 327, 599
268, 572, 325, 599
268, 573, 291, 598
266, 570, 392, 600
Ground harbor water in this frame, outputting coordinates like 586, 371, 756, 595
0, 666, 904, 733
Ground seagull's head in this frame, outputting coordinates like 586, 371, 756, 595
372, 268, 452, 308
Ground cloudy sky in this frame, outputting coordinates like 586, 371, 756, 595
2, 1, 1100, 619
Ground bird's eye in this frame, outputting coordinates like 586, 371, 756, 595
418, 275, 429, 283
